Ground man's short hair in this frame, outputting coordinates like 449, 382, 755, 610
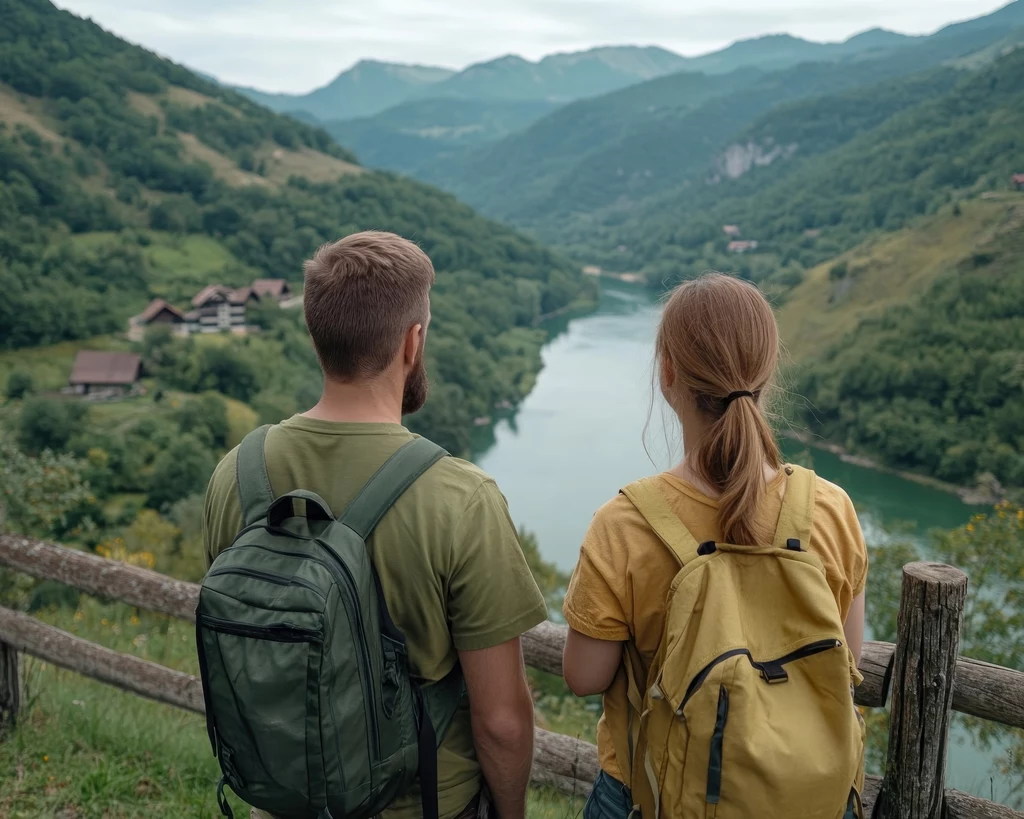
303, 231, 435, 381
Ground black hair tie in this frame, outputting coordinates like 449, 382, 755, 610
724, 390, 755, 406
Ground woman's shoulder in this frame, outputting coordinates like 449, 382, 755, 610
810, 473, 858, 521
587, 489, 655, 543
805, 471, 868, 598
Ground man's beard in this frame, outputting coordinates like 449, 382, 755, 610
401, 351, 429, 416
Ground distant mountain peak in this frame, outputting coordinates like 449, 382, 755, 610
843, 27, 914, 46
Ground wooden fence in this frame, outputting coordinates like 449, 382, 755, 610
0, 532, 1022, 818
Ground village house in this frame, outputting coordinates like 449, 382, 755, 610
1014, 173, 1024, 191
728, 240, 759, 253
722, 225, 741, 237
68, 351, 142, 398
127, 279, 299, 339
186, 285, 258, 334
127, 299, 188, 342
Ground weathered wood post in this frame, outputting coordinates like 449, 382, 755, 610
0, 641, 17, 736
874, 562, 968, 819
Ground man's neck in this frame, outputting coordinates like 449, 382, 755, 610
302, 379, 402, 425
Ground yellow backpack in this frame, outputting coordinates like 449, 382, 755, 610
615, 466, 865, 819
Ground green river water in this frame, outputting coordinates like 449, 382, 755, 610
471, 280, 1011, 801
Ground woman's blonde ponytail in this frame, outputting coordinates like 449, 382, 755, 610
656, 274, 782, 546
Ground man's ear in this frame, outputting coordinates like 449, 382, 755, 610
403, 323, 423, 369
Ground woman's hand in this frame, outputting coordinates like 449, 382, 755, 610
563, 628, 624, 697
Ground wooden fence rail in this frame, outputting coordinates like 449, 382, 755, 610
0, 534, 1022, 818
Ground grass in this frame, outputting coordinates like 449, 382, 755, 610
0, 337, 129, 395
70, 231, 258, 308
256, 145, 362, 186
777, 198, 1018, 364
0, 83, 63, 145
0, 597, 588, 819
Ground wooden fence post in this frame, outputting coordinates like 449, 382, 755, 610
0, 641, 17, 737
874, 562, 968, 819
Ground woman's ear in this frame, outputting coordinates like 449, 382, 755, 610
661, 355, 675, 392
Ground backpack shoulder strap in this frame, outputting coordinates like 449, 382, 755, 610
620, 477, 701, 567
420, 662, 466, 747
340, 437, 448, 539
236, 424, 275, 526
772, 465, 817, 551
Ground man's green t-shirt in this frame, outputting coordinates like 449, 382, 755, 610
202, 416, 548, 819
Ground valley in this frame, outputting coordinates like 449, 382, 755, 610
0, 0, 1023, 814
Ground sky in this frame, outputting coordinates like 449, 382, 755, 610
55, 0, 1010, 93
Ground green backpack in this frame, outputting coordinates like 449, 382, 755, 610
197, 426, 464, 819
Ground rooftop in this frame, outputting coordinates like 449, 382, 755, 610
69, 351, 142, 386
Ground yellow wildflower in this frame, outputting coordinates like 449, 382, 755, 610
966, 523, 974, 533
130, 615, 140, 626
43, 755, 49, 762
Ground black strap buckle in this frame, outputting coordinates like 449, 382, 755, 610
697, 540, 717, 556
759, 663, 789, 685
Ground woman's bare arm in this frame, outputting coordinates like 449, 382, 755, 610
563, 628, 623, 697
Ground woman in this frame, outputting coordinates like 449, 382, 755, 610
562, 273, 867, 819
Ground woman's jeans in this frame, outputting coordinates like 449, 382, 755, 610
583, 771, 632, 819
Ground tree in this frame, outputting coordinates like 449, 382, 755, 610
147, 434, 216, 510
0, 438, 94, 539
4, 371, 33, 400
176, 392, 229, 448
17, 397, 87, 454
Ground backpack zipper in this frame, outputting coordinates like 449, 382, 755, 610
198, 613, 323, 643
679, 639, 842, 712
207, 566, 326, 599
315, 538, 382, 762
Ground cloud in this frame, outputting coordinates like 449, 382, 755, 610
55, 0, 1009, 92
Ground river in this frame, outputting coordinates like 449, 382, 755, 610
471, 279, 1009, 801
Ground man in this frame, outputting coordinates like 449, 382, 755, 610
203, 231, 546, 819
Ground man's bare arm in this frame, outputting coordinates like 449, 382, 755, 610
458, 637, 535, 819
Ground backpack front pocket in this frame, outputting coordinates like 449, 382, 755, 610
198, 613, 326, 816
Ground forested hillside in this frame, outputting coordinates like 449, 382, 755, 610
427, 1, 1022, 236
0, 0, 595, 520
791, 202, 1024, 490
323, 97, 559, 176
593, 46, 1024, 285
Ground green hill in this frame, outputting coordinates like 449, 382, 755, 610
0, 0, 595, 457
234, 60, 456, 121
596, 46, 1024, 286
781, 200, 1024, 490
323, 97, 559, 176
426, 1, 1023, 237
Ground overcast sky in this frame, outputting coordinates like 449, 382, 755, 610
55, 0, 1009, 93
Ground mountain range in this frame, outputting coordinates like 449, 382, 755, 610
421, 0, 1024, 237
233, 27, 929, 122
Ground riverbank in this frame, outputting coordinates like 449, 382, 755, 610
782, 428, 1004, 506
581, 265, 648, 285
